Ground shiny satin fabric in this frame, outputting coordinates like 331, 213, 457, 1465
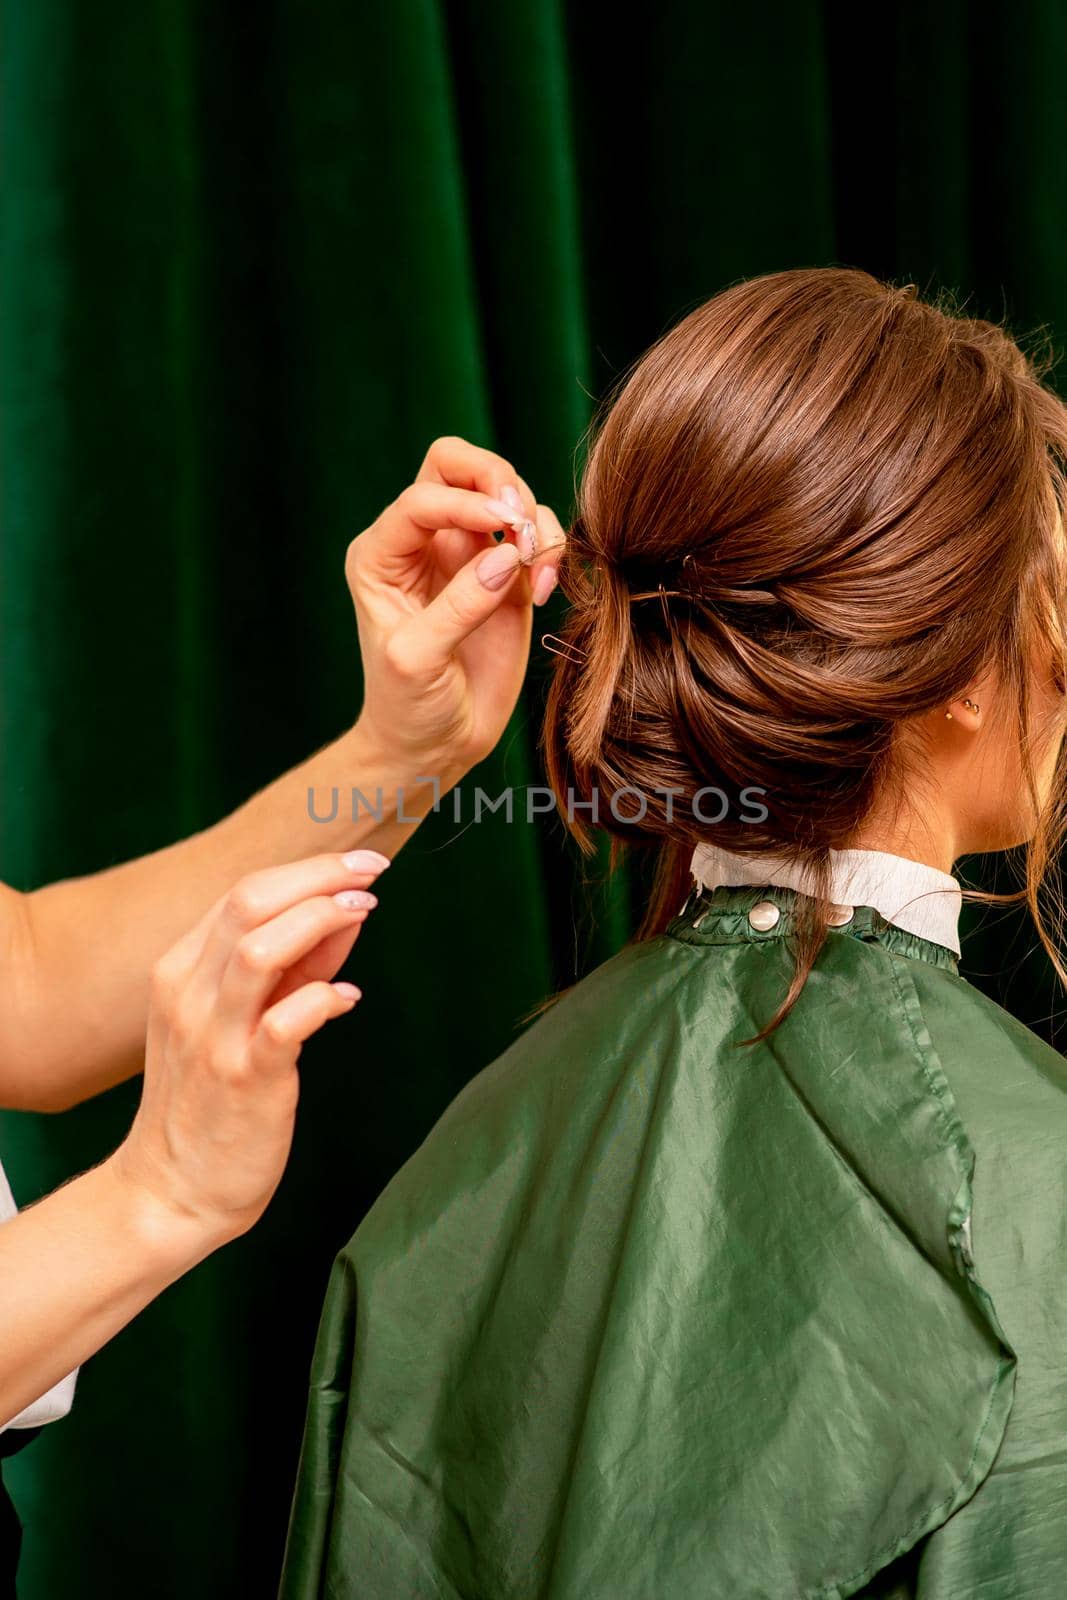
280, 884, 1067, 1598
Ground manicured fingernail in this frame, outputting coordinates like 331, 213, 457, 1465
342, 849, 390, 873
477, 543, 521, 591
532, 566, 558, 606
484, 496, 526, 528
335, 889, 377, 910
333, 981, 362, 1002
516, 520, 538, 561
500, 485, 523, 513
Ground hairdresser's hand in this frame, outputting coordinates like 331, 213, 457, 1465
347, 435, 566, 781
110, 849, 388, 1245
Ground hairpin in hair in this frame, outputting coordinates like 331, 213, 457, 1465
541, 633, 587, 664
626, 585, 688, 608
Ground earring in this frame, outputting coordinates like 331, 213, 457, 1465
963, 698, 981, 715
945, 711, 953, 720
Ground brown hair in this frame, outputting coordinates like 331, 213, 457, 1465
542, 267, 1067, 1038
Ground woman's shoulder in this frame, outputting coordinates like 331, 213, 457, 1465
356, 932, 714, 1214
324, 925, 1017, 1600
902, 951, 1067, 1107
350, 924, 954, 1268
421, 932, 721, 1117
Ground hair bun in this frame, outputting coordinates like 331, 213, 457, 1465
545, 265, 1067, 1032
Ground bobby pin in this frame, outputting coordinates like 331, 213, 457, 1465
628, 586, 688, 604
502, 529, 568, 571
541, 633, 587, 664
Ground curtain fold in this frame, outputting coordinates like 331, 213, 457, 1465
0, 3, 1064, 1594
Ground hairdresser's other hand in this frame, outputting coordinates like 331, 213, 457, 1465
110, 850, 387, 1246
347, 435, 566, 781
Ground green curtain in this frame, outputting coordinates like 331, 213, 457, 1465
1, 2, 1065, 1594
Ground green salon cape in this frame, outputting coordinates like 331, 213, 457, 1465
280, 883, 1067, 1599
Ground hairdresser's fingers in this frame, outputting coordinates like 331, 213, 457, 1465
416, 435, 538, 524
417, 502, 567, 607
424, 524, 491, 586
190, 851, 389, 993
385, 501, 568, 669
251, 981, 363, 1079
215, 893, 376, 1029
355, 482, 532, 576
384, 538, 536, 676
524, 503, 568, 608
267, 921, 365, 1005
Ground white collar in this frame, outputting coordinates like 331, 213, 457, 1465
689, 842, 963, 956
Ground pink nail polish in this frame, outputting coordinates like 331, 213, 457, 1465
515, 520, 538, 561
500, 485, 523, 513
484, 497, 526, 528
532, 566, 558, 606
335, 889, 377, 910
342, 849, 390, 872
333, 981, 362, 1002
477, 543, 521, 591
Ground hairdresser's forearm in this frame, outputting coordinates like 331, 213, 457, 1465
0, 1155, 220, 1429
9, 721, 456, 1111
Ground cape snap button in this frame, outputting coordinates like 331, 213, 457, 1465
826, 904, 854, 927
748, 900, 781, 932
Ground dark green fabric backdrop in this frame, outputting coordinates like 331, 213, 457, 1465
1, 2, 1065, 1594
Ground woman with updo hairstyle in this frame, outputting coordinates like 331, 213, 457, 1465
281, 269, 1067, 1600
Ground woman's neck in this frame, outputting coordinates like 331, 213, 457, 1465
844, 800, 959, 877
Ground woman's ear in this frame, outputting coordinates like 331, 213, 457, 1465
943, 696, 982, 731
